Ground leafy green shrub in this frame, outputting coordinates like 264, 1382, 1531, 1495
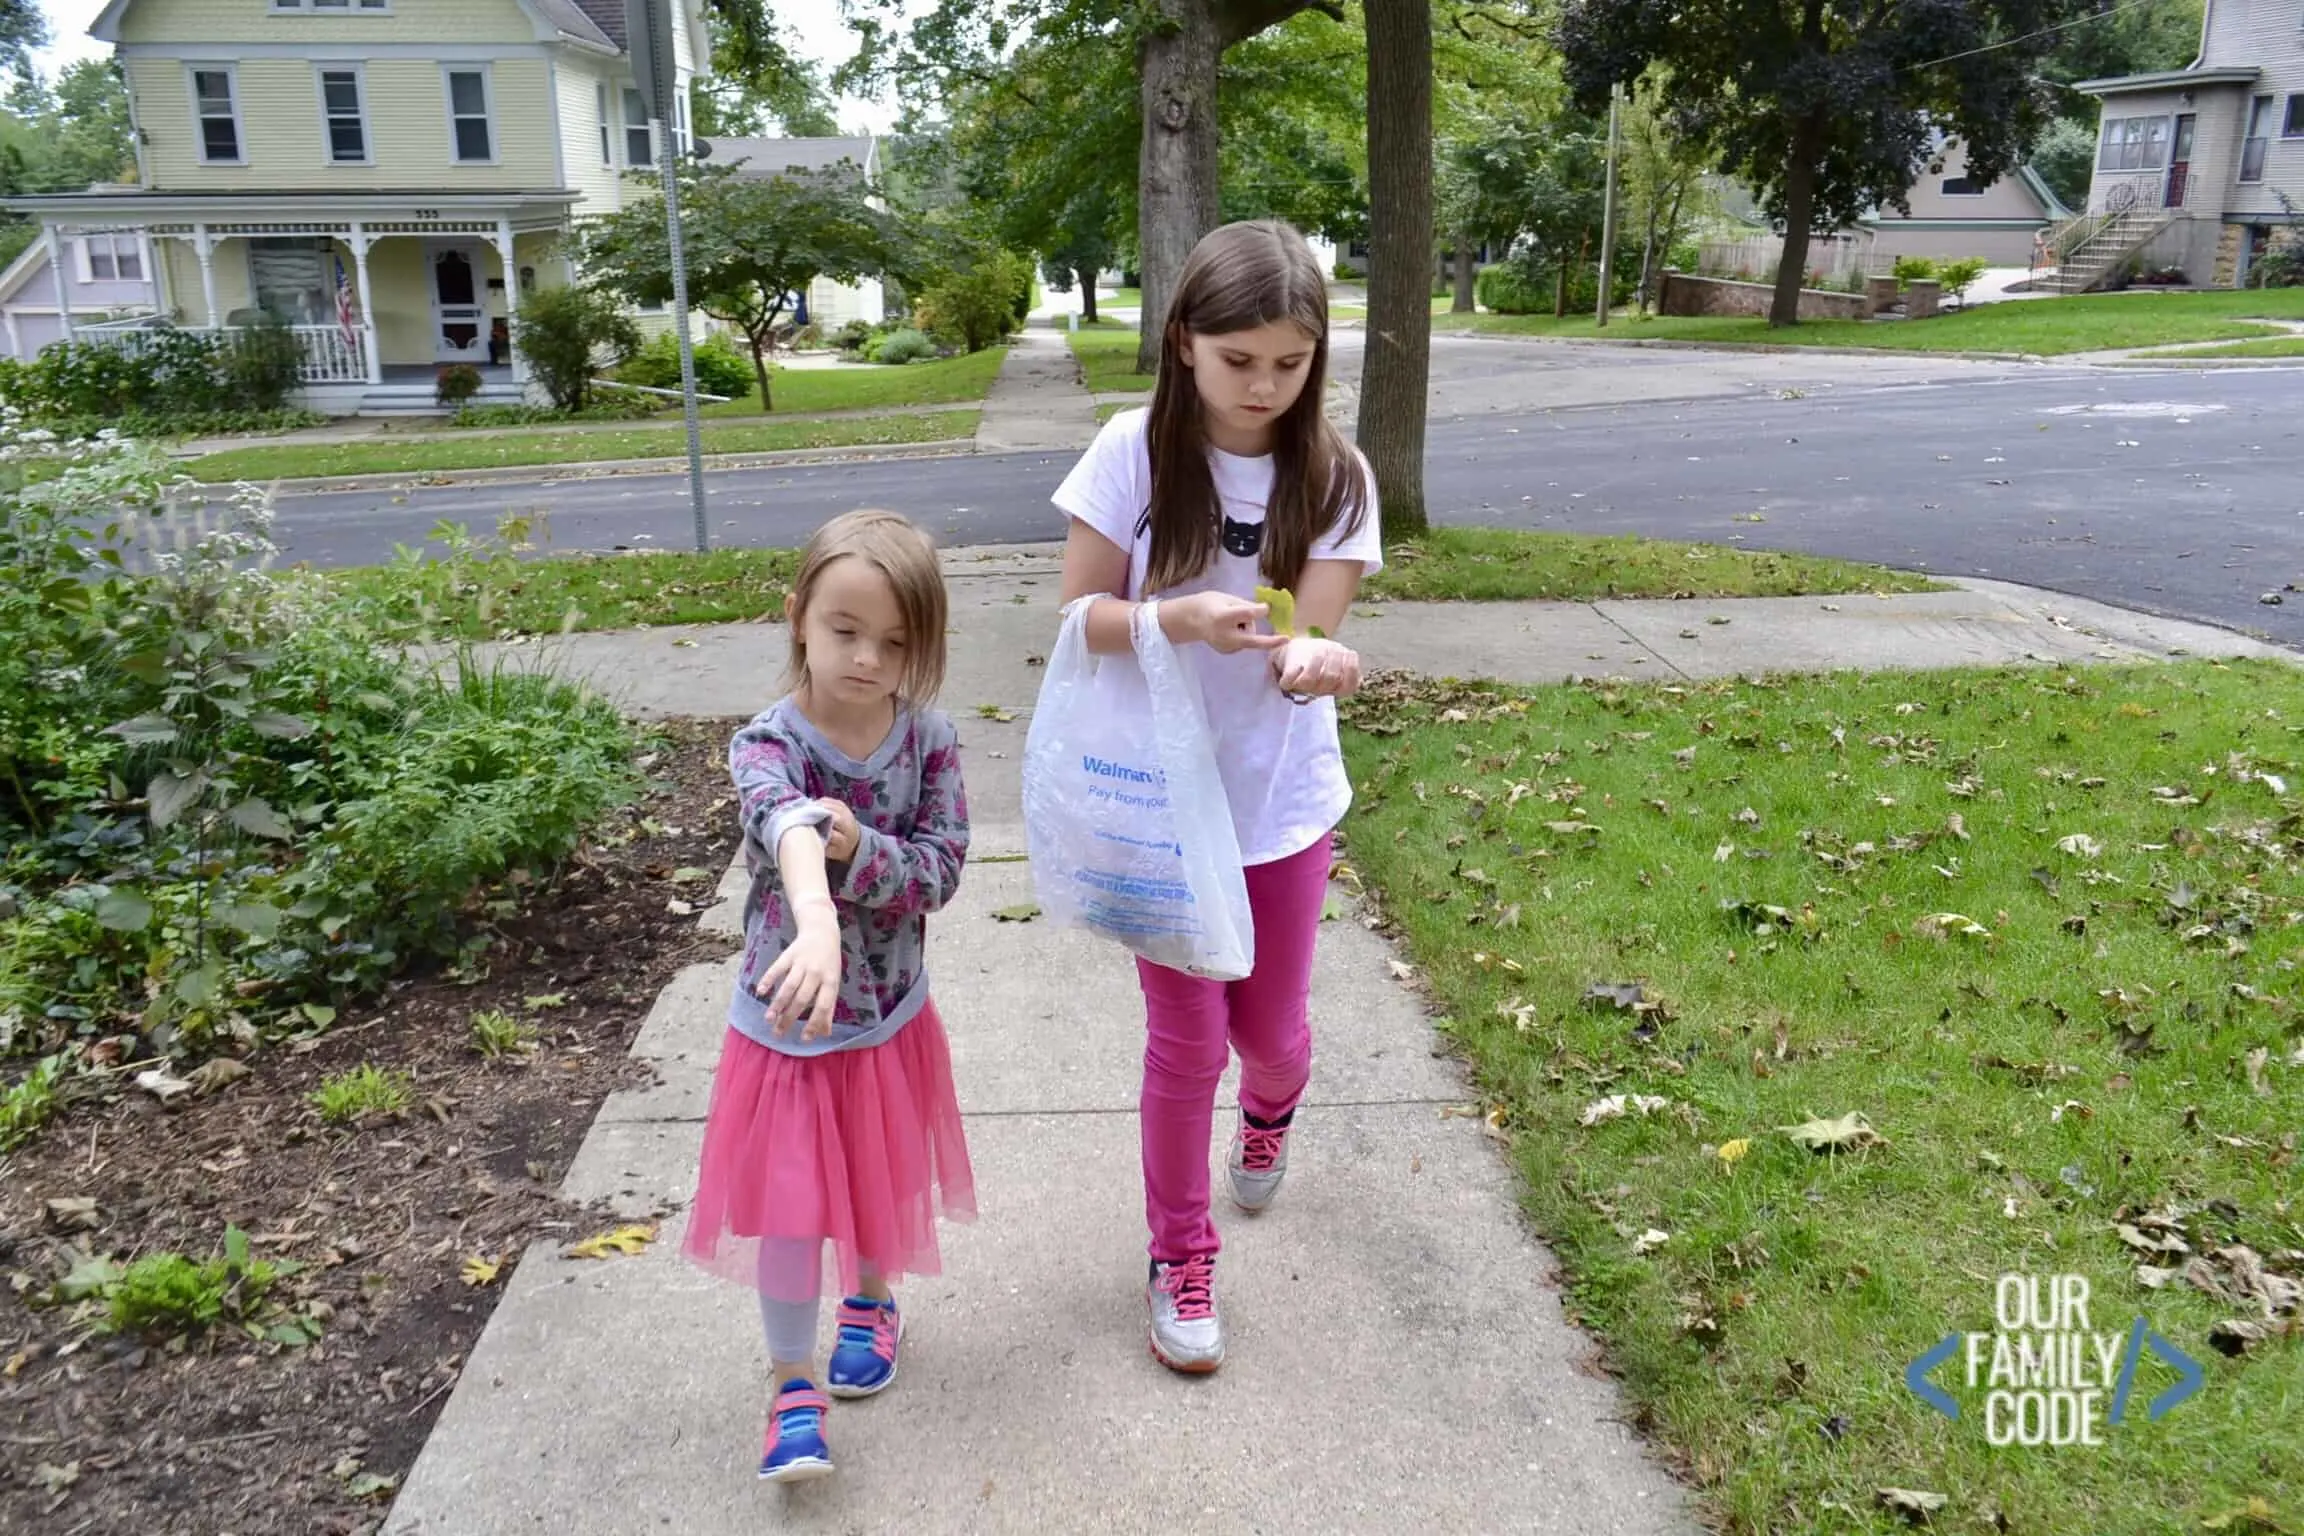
1893, 254, 1939, 286
311, 1063, 411, 1124
39, 408, 325, 441
615, 331, 755, 400
831, 320, 874, 354
435, 363, 484, 408
1935, 257, 1988, 305
1474, 262, 1549, 314
0, 425, 640, 1070
913, 245, 1034, 352
0, 319, 302, 426
869, 327, 938, 365
513, 285, 641, 412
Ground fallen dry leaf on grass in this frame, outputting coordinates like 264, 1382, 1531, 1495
1580, 1093, 1672, 1128
564, 1222, 658, 1261
461, 1255, 503, 1287
1778, 1111, 1883, 1153
1876, 1487, 1948, 1523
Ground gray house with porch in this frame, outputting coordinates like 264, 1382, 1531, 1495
2065, 0, 2304, 289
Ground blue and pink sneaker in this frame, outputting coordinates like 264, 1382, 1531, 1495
758, 1379, 834, 1482
826, 1296, 903, 1399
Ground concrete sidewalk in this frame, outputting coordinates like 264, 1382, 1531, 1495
973, 327, 1102, 454
380, 553, 2284, 1536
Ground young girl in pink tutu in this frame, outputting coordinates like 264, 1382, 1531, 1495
684, 508, 976, 1483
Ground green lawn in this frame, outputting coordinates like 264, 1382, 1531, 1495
1332, 296, 1461, 320
1434, 288, 2304, 356
692, 346, 1008, 418
188, 410, 978, 483
1364, 528, 1936, 603
323, 527, 1930, 640
1339, 659, 2304, 1536
1069, 326, 1157, 393
2149, 335, 2304, 361
326, 545, 801, 639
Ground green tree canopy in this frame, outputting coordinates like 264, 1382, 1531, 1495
577, 161, 905, 410
1557, 0, 2081, 325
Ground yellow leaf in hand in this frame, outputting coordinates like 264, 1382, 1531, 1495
1254, 585, 1296, 638
563, 1221, 659, 1260
461, 1254, 503, 1287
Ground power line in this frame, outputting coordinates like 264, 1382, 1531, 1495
1916, 0, 2174, 71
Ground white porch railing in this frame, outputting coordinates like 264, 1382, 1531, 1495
74, 321, 369, 384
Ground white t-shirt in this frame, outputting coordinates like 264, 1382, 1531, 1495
1051, 406, 1385, 866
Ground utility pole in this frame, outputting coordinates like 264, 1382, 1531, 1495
1596, 81, 1622, 327
629, 0, 709, 552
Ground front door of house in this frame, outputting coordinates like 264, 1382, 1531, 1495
2166, 114, 2196, 209
429, 245, 487, 363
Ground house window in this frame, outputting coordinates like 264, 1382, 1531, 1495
596, 80, 612, 165
248, 237, 330, 324
191, 67, 241, 163
446, 68, 493, 163
318, 67, 368, 163
1940, 175, 1984, 196
2242, 95, 2274, 183
2285, 94, 2304, 138
623, 88, 655, 169
80, 234, 145, 283
2097, 116, 2169, 172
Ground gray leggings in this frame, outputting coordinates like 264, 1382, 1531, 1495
756, 1237, 881, 1365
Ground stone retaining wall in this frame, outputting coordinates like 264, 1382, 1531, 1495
1658, 272, 1869, 322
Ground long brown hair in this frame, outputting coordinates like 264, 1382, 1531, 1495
784, 508, 949, 705
1140, 219, 1370, 596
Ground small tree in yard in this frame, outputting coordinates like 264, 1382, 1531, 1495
913, 225, 1033, 353
513, 285, 640, 412
580, 161, 904, 412
1556, 0, 2080, 327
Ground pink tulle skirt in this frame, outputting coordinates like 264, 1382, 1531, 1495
684, 1000, 976, 1299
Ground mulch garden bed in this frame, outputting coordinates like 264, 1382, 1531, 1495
0, 716, 747, 1535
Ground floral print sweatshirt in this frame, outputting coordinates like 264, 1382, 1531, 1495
725, 698, 969, 1056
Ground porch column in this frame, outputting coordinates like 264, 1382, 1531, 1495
193, 223, 219, 329
350, 222, 380, 385
4, 309, 21, 356
495, 218, 523, 382
43, 225, 76, 342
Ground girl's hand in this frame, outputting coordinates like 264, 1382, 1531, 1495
1161, 591, 1289, 655
816, 798, 861, 863
1273, 636, 1361, 699
755, 901, 842, 1040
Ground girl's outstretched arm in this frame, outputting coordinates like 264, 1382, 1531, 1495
832, 720, 970, 917
1059, 522, 1285, 657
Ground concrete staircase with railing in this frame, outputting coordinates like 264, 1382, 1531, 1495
2035, 204, 2177, 296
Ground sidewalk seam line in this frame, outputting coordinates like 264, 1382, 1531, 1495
1584, 602, 1692, 679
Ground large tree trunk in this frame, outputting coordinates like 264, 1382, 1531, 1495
1770, 115, 1824, 328
1356, 0, 1432, 539
1079, 266, 1100, 324
747, 330, 773, 412
1135, 2, 1223, 374
1452, 234, 1476, 311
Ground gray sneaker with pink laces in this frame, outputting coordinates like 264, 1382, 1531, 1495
1226, 1110, 1291, 1213
1147, 1254, 1223, 1373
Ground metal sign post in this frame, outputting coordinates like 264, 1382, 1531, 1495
628, 0, 709, 553
1597, 81, 1622, 328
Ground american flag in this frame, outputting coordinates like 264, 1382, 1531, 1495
333, 251, 360, 351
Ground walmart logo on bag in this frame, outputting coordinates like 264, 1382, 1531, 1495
1083, 755, 1165, 788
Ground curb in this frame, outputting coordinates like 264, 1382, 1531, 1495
1420, 328, 2049, 365
238, 438, 981, 496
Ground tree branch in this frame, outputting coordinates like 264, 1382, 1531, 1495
1218, 0, 1340, 49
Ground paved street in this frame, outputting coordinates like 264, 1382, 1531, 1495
269, 349, 2304, 644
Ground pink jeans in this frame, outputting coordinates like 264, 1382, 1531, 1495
1136, 832, 1332, 1263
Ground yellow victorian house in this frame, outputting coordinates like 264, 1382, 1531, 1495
4, 0, 706, 413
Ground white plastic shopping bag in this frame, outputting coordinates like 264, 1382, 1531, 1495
1022, 597, 1255, 979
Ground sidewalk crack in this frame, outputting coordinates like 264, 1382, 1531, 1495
1586, 602, 1690, 679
